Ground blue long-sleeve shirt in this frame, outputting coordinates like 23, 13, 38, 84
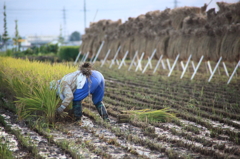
73, 70, 105, 105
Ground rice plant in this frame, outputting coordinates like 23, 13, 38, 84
0, 57, 77, 123
15, 84, 61, 123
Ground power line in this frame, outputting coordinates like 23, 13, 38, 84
0, 7, 143, 12
0, 9, 86, 11
207, 0, 213, 6
92, 9, 98, 22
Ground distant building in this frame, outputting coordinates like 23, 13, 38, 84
66, 40, 82, 46
26, 35, 59, 46
0, 35, 80, 51
20, 40, 31, 51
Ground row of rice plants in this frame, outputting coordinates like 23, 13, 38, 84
99, 62, 239, 99
93, 64, 240, 157
0, 114, 42, 158
105, 75, 240, 124
82, 62, 240, 157
103, 90, 225, 152
106, 92, 240, 157
82, 103, 208, 159
105, 84, 240, 145
104, 70, 239, 109
85, 98, 240, 158
0, 104, 90, 159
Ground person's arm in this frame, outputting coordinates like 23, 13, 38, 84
57, 81, 74, 114
61, 81, 74, 108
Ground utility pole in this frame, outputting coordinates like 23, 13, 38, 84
84, 0, 86, 29
63, 7, 67, 42
174, 0, 178, 8
3, 2, 9, 51
14, 20, 19, 51
58, 24, 64, 44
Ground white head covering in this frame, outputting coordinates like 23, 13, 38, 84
76, 73, 86, 89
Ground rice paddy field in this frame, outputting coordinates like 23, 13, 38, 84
0, 57, 240, 159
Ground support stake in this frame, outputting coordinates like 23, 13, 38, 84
168, 54, 180, 77
153, 55, 163, 74
161, 60, 166, 69
222, 62, 229, 77
208, 57, 222, 82
80, 53, 86, 63
167, 59, 171, 71
227, 61, 240, 84
128, 51, 138, 71
116, 59, 119, 65
142, 49, 157, 73
90, 53, 95, 63
118, 51, 129, 69
191, 61, 196, 71
191, 55, 204, 80
180, 61, 185, 70
101, 49, 111, 67
180, 54, 192, 79
74, 51, 81, 65
110, 46, 121, 68
207, 61, 213, 74
83, 52, 89, 63
135, 53, 145, 72
93, 41, 105, 63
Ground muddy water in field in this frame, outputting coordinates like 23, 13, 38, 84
116, 118, 212, 158
54, 115, 164, 159
78, 116, 208, 158
0, 126, 30, 158
1, 107, 167, 158
1, 105, 240, 159
175, 120, 240, 153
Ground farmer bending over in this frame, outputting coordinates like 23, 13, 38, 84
55, 62, 110, 122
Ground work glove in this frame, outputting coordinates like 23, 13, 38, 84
57, 105, 68, 118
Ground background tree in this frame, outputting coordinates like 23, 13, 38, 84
58, 24, 64, 44
0, 35, 3, 49
2, 3, 9, 49
13, 19, 21, 52
69, 31, 81, 41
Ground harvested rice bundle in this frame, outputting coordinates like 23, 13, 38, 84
122, 108, 177, 122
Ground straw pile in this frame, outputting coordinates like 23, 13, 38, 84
81, 1, 240, 62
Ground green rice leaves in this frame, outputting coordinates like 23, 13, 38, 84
15, 84, 60, 123
0, 57, 74, 124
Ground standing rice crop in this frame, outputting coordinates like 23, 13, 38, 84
0, 57, 76, 123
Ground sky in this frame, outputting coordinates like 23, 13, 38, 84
0, 0, 239, 38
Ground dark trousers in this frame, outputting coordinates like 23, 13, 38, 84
72, 101, 109, 120
72, 101, 82, 120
